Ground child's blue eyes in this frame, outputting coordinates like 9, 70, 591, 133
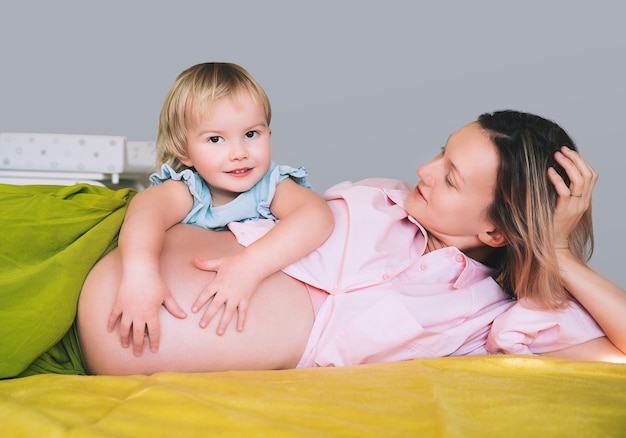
245, 131, 258, 138
208, 136, 221, 143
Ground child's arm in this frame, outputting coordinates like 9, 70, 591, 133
192, 178, 334, 335
107, 180, 191, 356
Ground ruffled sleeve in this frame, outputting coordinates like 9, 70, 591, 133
149, 164, 208, 203
253, 163, 311, 219
149, 163, 311, 229
486, 299, 605, 355
149, 164, 216, 226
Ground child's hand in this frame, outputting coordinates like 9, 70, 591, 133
107, 272, 187, 356
191, 254, 262, 335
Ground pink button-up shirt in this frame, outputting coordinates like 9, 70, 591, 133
229, 178, 604, 367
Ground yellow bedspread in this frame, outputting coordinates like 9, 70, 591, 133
1, 355, 624, 437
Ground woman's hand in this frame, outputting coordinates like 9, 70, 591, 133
547, 146, 626, 356
548, 146, 598, 250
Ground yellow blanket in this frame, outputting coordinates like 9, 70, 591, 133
1, 355, 624, 437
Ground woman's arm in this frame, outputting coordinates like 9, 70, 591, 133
545, 146, 626, 358
555, 249, 626, 355
541, 336, 626, 363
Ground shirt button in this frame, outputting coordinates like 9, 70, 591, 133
420, 263, 428, 271
455, 254, 465, 263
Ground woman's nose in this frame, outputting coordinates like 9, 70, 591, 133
417, 161, 436, 186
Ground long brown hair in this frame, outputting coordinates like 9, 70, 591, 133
478, 110, 593, 309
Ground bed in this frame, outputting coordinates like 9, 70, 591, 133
1, 183, 625, 437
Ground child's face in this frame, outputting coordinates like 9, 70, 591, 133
404, 122, 500, 250
181, 91, 272, 206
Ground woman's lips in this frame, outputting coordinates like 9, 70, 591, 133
414, 184, 426, 202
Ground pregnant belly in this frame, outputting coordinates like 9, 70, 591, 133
77, 224, 314, 375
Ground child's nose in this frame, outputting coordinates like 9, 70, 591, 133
229, 141, 248, 160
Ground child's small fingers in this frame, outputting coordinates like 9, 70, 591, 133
216, 302, 239, 336
199, 298, 222, 328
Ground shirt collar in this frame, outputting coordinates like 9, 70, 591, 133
383, 186, 495, 288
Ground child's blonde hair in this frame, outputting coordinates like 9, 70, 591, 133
156, 62, 272, 171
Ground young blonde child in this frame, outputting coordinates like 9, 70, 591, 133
107, 62, 333, 355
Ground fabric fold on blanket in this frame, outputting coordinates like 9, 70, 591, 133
0, 356, 624, 436
0, 183, 135, 379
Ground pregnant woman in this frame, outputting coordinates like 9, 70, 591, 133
77, 110, 626, 375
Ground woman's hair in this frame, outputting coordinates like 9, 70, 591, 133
156, 62, 272, 171
478, 110, 594, 309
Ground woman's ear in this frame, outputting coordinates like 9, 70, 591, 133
478, 227, 507, 248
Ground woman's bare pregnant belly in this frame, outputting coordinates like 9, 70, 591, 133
77, 224, 315, 375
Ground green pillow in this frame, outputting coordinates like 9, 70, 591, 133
0, 183, 135, 378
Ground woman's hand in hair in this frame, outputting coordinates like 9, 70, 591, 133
548, 146, 597, 250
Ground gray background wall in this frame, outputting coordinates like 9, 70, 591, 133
1, 1, 624, 287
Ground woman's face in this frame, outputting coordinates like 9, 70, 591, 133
404, 121, 502, 250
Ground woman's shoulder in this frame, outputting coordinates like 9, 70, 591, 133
323, 178, 411, 199
486, 299, 605, 355
328, 177, 411, 190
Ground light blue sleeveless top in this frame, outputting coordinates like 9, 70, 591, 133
149, 162, 311, 230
